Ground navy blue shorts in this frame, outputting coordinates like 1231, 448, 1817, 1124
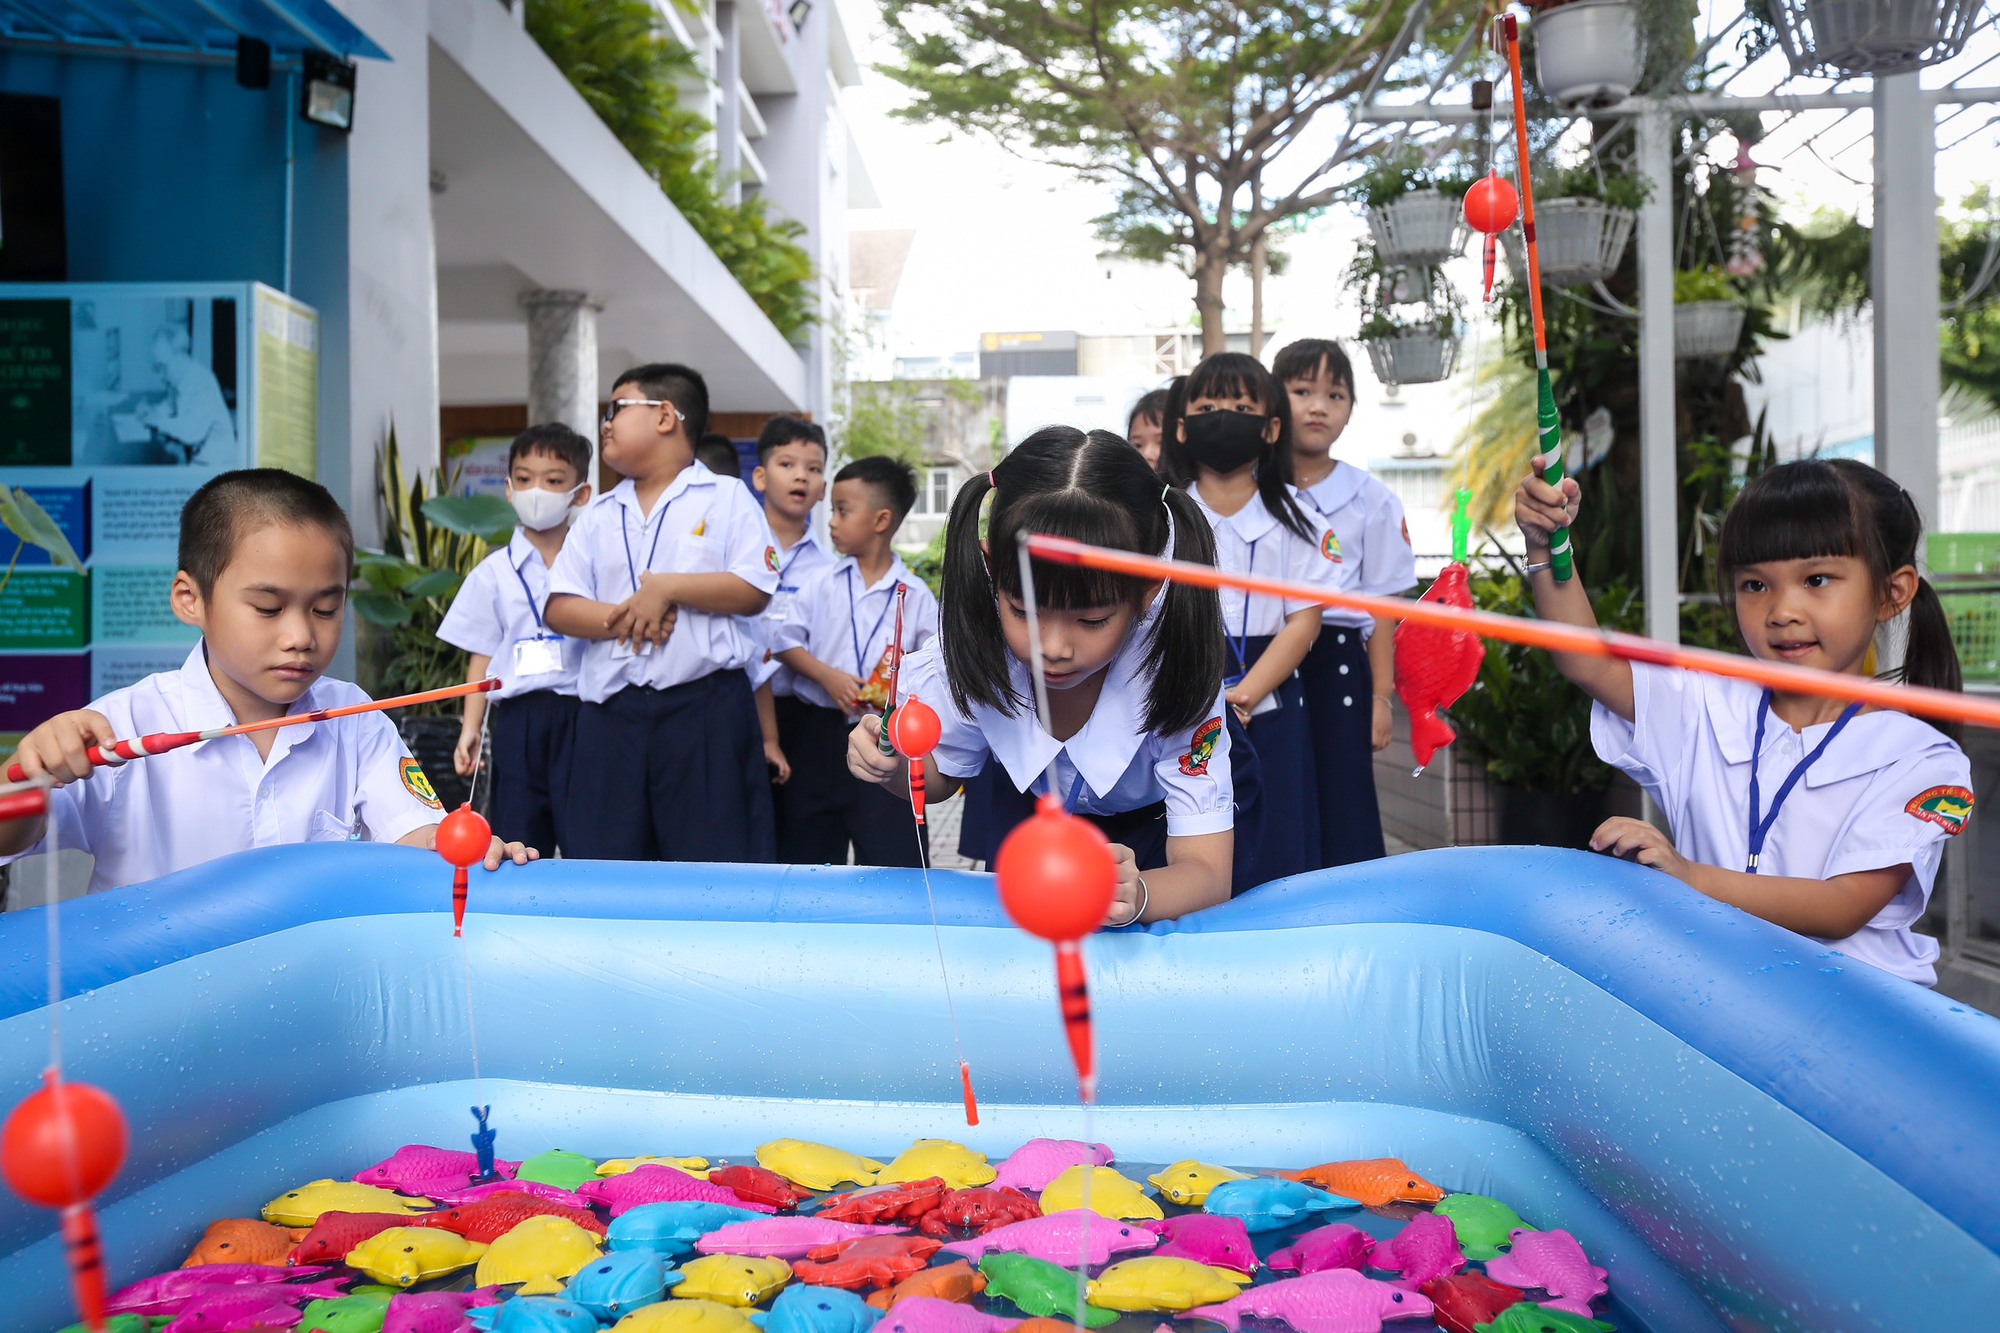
774, 697, 928, 868
487, 688, 579, 856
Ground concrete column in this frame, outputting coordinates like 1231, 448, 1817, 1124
717, 3, 743, 206
1872, 73, 1941, 524
521, 289, 601, 457
1636, 105, 1678, 647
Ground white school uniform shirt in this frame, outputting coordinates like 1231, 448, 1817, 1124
746, 527, 837, 695
772, 554, 940, 714
1188, 483, 1342, 659
437, 532, 580, 701
1299, 463, 1417, 634
0, 644, 443, 894
1593, 663, 1975, 985
900, 604, 1236, 839
546, 464, 781, 704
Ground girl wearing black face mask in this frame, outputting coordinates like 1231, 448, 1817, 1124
1165, 353, 1341, 886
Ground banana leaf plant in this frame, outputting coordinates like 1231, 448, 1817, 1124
0, 487, 85, 600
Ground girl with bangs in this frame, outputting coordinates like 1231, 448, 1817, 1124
847, 427, 1260, 926
1518, 457, 1973, 985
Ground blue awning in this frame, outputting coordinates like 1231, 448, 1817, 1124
0, 0, 387, 61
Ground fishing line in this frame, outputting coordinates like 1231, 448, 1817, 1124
1017, 545, 1056, 738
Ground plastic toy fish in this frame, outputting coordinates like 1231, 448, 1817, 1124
471, 1297, 600, 1333
1088, 1257, 1250, 1313
942, 1209, 1158, 1267
611, 1299, 762, 1333
1419, 1273, 1526, 1333
473, 1216, 605, 1294
756, 1140, 887, 1191
764, 1282, 881, 1333
432, 1181, 596, 1211
582, 1166, 777, 1218
915, 1186, 1040, 1237
292, 1213, 434, 1267
383, 1288, 504, 1333
564, 1250, 679, 1322
421, 1194, 607, 1245
1202, 1179, 1355, 1233
347, 1227, 488, 1288
865, 1259, 986, 1311
710, 1165, 811, 1210
671, 1255, 793, 1307
1480, 1230, 1607, 1318
1145, 1161, 1249, 1207
1180, 1269, 1433, 1333
1470, 1307, 1613, 1333
1267, 1224, 1374, 1276
109, 1265, 339, 1316
57, 1318, 159, 1333
878, 1140, 996, 1190
1139, 1215, 1258, 1277
697, 1217, 909, 1260
599, 1157, 712, 1177
516, 1151, 601, 1192
608, 1202, 769, 1258
993, 1139, 1114, 1193
1370, 1214, 1464, 1291
818, 1178, 950, 1226
159, 1281, 350, 1333
1394, 560, 1484, 773
869, 1296, 1018, 1333
182, 1218, 304, 1268
1275, 1161, 1445, 1209
356, 1147, 520, 1199
1430, 1197, 1529, 1262
1038, 1166, 1162, 1220
977, 1253, 1117, 1327
300, 1290, 393, 1332
264, 1181, 431, 1227
791, 1234, 942, 1291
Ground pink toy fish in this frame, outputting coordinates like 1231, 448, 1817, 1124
108, 1265, 337, 1316
993, 1139, 1114, 1193
159, 1278, 352, 1332
941, 1209, 1157, 1267
355, 1145, 519, 1198
1481, 1228, 1608, 1317
697, 1218, 911, 1260
383, 1287, 505, 1333
871, 1295, 1021, 1333
1369, 1213, 1464, 1290
1268, 1224, 1375, 1276
1180, 1269, 1432, 1333
429, 1179, 595, 1210
579, 1164, 777, 1218
1139, 1215, 1259, 1276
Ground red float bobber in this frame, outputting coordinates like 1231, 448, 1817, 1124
436, 803, 492, 937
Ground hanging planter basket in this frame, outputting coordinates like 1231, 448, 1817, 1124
1501, 198, 1639, 288
1674, 301, 1746, 360
1365, 189, 1468, 267
1765, 0, 1983, 77
1532, 0, 1643, 109
1362, 326, 1461, 386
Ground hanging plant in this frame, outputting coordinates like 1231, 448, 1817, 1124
1673, 266, 1748, 359
1350, 250, 1465, 386
1499, 158, 1650, 289
1747, 0, 1985, 79
1528, 0, 1644, 109
1358, 148, 1474, 267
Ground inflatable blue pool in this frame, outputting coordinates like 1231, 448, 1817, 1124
0, 843, 1995, 1331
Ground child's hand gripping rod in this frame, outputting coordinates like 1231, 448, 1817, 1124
876, 582, 911, 758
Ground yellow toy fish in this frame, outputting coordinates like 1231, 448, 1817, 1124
617, 1298, 764, 1333
672, 1255, 792, 1307
1146, 1161, 1250, 1207
878, 1140, 997, 1190
345, 1226, 487, 1288
1087, 1257, 1251, 1313
1039, 1166, 1163, 1221
260, 1179, 430, 1227
598, 1156, 713, 1177
756, 1139, 887, 1191
474, 1215, 604, 1294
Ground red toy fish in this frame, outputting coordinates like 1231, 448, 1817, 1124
1394, 560, 1484, 773
817, 1178, 950, 1226
791, 1234, 943, 1290
416, 1194, 606, 1245
290, 1212, 432, 1266
1420, 1271, 1526, 1333
915, 1187, 1040, 1238
711, 1165, 811, 1211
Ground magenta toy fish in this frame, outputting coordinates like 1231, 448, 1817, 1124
1140, 1215, 1259, 1276
579, 1165, 777, 1218
108, 1265, 337, 1316
942, 1209, 1157, 1267
1481, 1229, 1608, 1317
1268, 1224, 1375, 1277
992, 1139, 1114, 1193
429, 1180, 595, 1211
871, 1295, 1021, 1333
1180, 1269, 1432, 1333
697, 1217, 910, 1260
1369, 1213, 1464, 1290
382, 1287, 504, 1333
355, 1145, 520, 1198
159, 1278, 352, 1332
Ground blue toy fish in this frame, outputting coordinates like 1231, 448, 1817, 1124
761, 1282, 882, 1333
564, 1249, 681, 1322
468, 1296, 602, 1332
609, 1201, 768, 1257
1203, 1179, 1358, 1233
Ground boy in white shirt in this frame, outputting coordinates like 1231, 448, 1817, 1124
0, 469, 536, 891
745, 416, 833, 790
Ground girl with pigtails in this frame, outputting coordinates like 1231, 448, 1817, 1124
848, 426, 1262, 927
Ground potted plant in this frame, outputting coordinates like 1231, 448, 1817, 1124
1501, 159, 1648, 288
1351, 251, 1465, 386
1527, 0, 1643, 109
352, 428, 518, 811
1673, 266, 1747, 360
1359, 149, 1472, 267
1750, 0, 1982, 78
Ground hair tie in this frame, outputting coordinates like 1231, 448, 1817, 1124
988, 470, 995, 488
1161, 484, 1171, 503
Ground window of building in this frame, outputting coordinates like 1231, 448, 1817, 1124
925, 467, 954, 515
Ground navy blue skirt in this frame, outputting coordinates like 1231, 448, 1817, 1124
1298, 625, 1387, 865
1230, 633, 1321, 885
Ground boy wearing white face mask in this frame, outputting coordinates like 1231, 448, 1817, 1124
440, 424, 594, 852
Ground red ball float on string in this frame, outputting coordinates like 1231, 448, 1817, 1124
2, 1073, 126, 1209
888, 697, 942, 759
995, 795, 1118, 943
1462, 173, 1519, 236
436, 803, 492, 937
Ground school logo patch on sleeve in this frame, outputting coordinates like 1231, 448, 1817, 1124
1905, 785, 1974, 835
400, 758, 444, 810
765, 545, 780, 572
1179, 717, 1224, 777
1320, 530, 1343, 562
1401, 517, 1411, 546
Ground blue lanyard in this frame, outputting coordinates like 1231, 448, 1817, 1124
846, 567, 900, 676
777, 541, 812, 588
1040, 763, 1090, 813
1745, 690, 1861, 873
619, 494, 685, 594
510, 559, 547, 631
1228, 536, 1259, 677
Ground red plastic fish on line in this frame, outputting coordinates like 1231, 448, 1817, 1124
1394, 562, 1484, 774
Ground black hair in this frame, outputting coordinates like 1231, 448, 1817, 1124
1717, 458, 1961, 694
756, 415, 828, 465
179, 468, 354, 596
1271, 338, 1357, 394
1127, 389, 1171, 433
611, 362, 710, 443
1161, 353, 1317, 544
508, 423, 592, 480
835, 454, 918, 527
696, 432, 743, 480
940, 426, 1227, 735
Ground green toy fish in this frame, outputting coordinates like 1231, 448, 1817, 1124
519, 1149, 604, 1192
1433, 1194, 1533, 1261
978, 1253, 1118, 1327
1474, 1303, 1617, 1333
298, 1289, 394, 1333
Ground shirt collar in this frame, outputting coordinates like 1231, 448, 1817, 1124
176, 641, 337, 751
1303, 463, 1366, 516
1189, 483, 1279, 543
835, 553, 913, 597
507, 530, 544, 571
607, 464, 714, 522
979, 600, 1162, 799
1704, 679, 1908, 786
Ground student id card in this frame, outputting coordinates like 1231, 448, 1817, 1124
513, 633, 571, 678
1223, 671, 1281, 717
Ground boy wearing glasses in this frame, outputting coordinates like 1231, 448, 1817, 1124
544, 363, 782, 861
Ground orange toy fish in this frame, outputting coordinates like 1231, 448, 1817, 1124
865, 1259, 988, 1311
1275, 1159, 1446, 1207
181, 1218, 305, 1268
